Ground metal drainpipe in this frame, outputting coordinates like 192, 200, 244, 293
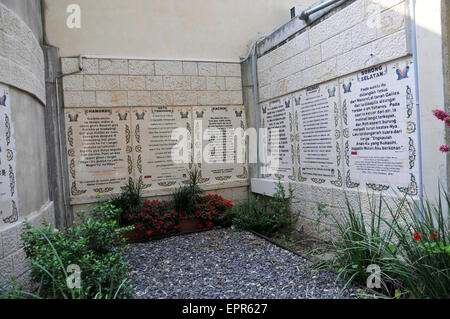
55, 55, 84, 226
298, 0, 344, 21
250, 46, 262, 179
409, 0, 425, 214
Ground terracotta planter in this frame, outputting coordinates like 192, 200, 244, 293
179, 217, 202, 233
121, 229, 148, 243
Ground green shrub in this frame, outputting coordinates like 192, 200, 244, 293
20, 201, 132, 299
226, 181, 296, 236
110, 179, 143, 226
328, 190, 450, 299
171, 167, 204, 217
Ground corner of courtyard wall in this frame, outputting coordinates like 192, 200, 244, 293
0, 1, 55, 287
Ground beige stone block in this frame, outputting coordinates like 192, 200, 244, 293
0, 55, 11, 84
303, 57, 337, 88
301, 45, 322, 70
146, 76, 164, 90
164, 76, 191, 90
96, 91, 127, 106
173, 91, 198, 105
120, 75, 146, 90
285, 71, 303, 95
216, 63, 241, 76
198, 91, 242, 105
129, 60, 154, 75
128, 91, 151, 106
321, 30, 353, 61
206, 76, 225, 90
337, 43, 373, 77
0, 256, 14, 286
182, 61, 198, 75
191, 76, 207, 90
198, 62, 217, 76
155, 61, 182, 75
1, 225, 19, 257
151, 91, 174, 106
99, 59, 128, 74
63, 75, 83, 91
351, 19, 378, 49
365, 0, 405, 18
225, 77, 242, 91
12, 248, 28, 276
14, 39, 32, 71
0, 30, 15, 61
309, 0, 365, 47
378, 2, 407, 38
61, 58, 99, 74
371, 29, 410, 64
84, 75, 119, 90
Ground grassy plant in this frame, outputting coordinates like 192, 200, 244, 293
382, 190, 450, 299
329, 192, 401, 296
110, 179, 143, 226
171, 166, 204, 217
326, 189, 450, 299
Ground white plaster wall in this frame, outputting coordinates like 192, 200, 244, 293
44, 0, 317, 61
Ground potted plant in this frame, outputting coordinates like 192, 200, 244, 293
172, 167, 205, 233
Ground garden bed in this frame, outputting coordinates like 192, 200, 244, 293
124, 228, 360, 299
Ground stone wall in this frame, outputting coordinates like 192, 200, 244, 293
61, 57, 249, 210
249, 0, 436, 238
0, 1, 54, 288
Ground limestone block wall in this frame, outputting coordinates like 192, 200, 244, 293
258, 0, 410, 103
251, 0, 432, 237
0, 1, 54, 288
61, 57, 249, 210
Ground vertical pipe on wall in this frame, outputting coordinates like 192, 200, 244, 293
409, 0, 424, 212
250, 46, 262, 179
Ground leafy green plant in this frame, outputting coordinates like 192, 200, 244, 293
226, 181, 296, 236
20, 201, 132, 299
312, 202, 331, 235
110, 178, 143, 226
171, 166, 204, 217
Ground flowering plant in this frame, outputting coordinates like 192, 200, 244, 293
124, 199, 181, 238
432, 109, 450, 152
194, 194, 233, 229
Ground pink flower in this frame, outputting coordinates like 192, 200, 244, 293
440, 145, 450, 152
445, 117, 450, 127
433, 109, 449, 121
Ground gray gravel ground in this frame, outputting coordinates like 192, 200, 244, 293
124, 228, 359, 299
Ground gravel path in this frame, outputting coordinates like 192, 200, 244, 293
124, 228, 359, 299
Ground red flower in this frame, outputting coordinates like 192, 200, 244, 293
155, 225, 161, 230
414, 232, 422, 241
135, 224, 141, 230
172, 209, 176, 215
174, 224, 180, 230
146, 230, 153, 236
